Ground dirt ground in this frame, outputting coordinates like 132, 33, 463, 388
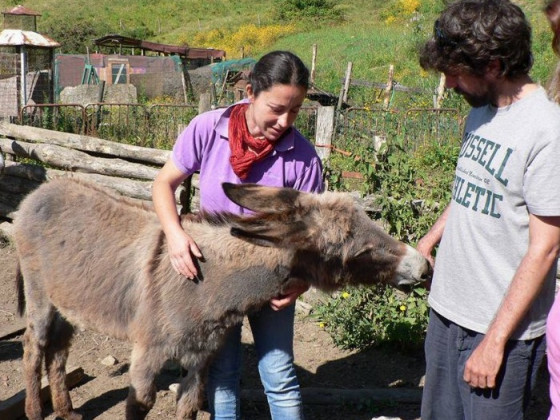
0, 235, 552, 420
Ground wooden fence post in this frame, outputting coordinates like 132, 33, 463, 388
337, 61, 353, 110
311, 44, 318, 85
198, 92, 212, 114
435, 73, 446, 109
315, 105, 335, 161
383, 64, 394, 109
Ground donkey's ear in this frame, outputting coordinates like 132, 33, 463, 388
230, 219, 309, 248
223, 183, 301, 213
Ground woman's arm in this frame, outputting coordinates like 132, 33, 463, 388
152, 159, 202, 279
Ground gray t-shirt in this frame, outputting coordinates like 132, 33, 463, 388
429, 87, 560, 340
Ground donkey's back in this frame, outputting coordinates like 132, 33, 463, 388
15, 177, 159, 339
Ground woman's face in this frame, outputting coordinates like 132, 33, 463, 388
245, 83, 307, 142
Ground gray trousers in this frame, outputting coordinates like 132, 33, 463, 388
421, 309, 545, 420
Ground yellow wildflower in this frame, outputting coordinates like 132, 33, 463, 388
399, 0, 420, 15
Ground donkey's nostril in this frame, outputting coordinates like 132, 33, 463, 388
421, 265, 434, 281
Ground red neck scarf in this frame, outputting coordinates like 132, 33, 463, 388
228, 104, 275, 180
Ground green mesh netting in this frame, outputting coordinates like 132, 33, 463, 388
211, 57, 256, 85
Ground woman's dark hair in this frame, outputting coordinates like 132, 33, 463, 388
248, 50, 310, 96
419, 0, 533, 78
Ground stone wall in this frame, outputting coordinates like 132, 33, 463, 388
60, 84, 138, 105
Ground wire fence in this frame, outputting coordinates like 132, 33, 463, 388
401, 108, 464, 150
18, 102, 465, 155
336, 107, 401, 152
20, 104, 86, 135
20, 103, 199, 150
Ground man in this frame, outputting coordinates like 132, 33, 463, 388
417, 1, 560, 419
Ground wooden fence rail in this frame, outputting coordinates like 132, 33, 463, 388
0, 122, 195, 221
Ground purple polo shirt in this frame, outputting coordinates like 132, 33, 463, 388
172, 102, 324, 214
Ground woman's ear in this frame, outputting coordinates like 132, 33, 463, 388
246, 83, 255, 102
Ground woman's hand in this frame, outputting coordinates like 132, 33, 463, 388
167, 229, 203, 280
270, 282, 310, 311
153, 160, 203, 280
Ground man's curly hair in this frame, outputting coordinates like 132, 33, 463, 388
419, 0, 533, 78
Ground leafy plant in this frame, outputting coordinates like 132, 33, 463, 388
364, 137, 458, 243
312, 285, 429, 351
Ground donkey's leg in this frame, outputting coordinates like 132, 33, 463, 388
22, 300, 55, 420
126, 344, 164, 420
175, 360, 207, 420
44, 315, 81, 420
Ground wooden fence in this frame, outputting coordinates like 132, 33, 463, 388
0, 122, 192, 223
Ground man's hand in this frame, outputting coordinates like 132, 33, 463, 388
416, 236, 436, 268
463, 336, 505, 389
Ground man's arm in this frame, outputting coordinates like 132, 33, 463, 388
464, 214, 560, 389
416, 204, 451, 267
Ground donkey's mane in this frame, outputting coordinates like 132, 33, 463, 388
180, 210, 254, 226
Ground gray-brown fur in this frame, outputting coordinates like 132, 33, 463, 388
14, 177, 430, 420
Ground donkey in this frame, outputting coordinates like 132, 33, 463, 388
15, 177, 430, 420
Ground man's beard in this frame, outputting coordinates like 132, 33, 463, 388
454, 88, 493, 108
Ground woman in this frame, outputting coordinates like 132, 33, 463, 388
152, 50, 323, 420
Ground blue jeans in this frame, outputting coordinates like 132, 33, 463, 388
206, 303, 304, 420
421, 310, 545, 420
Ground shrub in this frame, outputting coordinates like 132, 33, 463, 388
275, 0, 344, 23
192, 24, 297, 58
369, 139, 457, 243
312, 285, 429, 351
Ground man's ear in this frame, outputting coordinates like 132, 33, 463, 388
487, 59, 502, 78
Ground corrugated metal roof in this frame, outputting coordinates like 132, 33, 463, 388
94, 34, 225, 60
2, 5, 41, 16
0, 29, 59, 47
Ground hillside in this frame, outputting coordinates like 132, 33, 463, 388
0, 0, 557, 100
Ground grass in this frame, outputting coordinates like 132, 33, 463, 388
270, 20, 438, 97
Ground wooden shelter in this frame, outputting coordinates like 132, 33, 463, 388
94, 34, 225, 69
0, 6, 59, 119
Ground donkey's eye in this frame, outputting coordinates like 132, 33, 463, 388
352, 247, 373, 259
